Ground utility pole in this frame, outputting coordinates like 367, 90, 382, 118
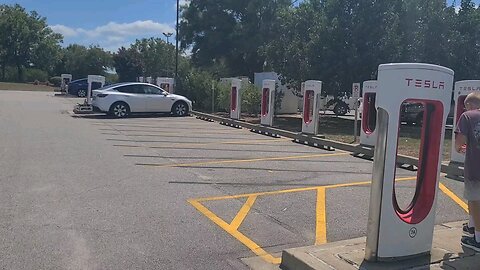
175, 0, 179, 80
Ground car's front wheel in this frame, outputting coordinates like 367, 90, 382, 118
109, 102, 130, 118
77, 89, 87, 97
172, 101, 189, 117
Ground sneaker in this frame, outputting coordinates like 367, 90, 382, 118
463, 222, 475, 237
461, 236, 480, 252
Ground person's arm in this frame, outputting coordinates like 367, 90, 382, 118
455, 113, 469, 153
455, 133, 467, 153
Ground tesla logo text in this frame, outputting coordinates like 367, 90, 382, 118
459, 86, 480, 92
406, 78, 445, 89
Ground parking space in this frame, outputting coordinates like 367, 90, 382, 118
0, 92, 469, 269
69, 99, 469, 266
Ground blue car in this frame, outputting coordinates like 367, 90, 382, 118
68, 78, 106, 97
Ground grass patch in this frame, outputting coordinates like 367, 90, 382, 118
0, 82, 55, 92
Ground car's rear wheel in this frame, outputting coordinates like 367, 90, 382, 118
333, 102, 348, 116
77, 89, 87, 97
172, 101, 189, 117
109, 102, 130, 118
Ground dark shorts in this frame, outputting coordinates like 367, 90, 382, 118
464, 179, 480, 201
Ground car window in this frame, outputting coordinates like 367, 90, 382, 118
115, 85, 143, 94
143, 85, 164, 95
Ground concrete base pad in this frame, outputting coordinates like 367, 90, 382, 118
277, 221, 479, 270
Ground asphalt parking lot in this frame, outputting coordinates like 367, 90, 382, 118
0, 91, 469, 269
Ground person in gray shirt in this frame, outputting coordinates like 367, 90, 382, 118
455, 91, 480, 251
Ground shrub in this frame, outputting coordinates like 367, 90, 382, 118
24, 68, 48, 83
241, 82, 261, 115
216, 83, 231, 112
49, 76, 62, 87
216, 80, 261, 115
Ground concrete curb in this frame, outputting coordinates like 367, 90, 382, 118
279, 221, 478, 270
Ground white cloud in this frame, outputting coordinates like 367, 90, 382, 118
50, 24, 78, 38
50, 20, 175, 51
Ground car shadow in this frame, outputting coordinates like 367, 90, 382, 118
71, 113, 191, 119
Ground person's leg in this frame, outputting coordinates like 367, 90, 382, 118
470, 200, 480, 242
469, 201, 475, 227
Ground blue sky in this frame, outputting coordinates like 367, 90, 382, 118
2, 0, 478, 52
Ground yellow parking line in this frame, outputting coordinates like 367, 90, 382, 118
230, 195, 257, 230
439, 183, 468, 213
324, 176, 416, 189
315, 188, 327, 245
138, 152, 348, 168
194, 176, 416, 202
189, 176, 418, 265
188, 199, 281, 264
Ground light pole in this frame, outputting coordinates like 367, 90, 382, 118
163, 32, 173, 44
175, 0, 179, 80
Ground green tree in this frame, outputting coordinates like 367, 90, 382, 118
113, 47, 144, 82
449, 0, 480, 80
180, 0, 292, 79
58, 44, 112, 79
0, 4, 63, 81
113, 38, 176, 81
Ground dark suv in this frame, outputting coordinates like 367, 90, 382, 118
400, 102, 454, 126
68, 78, 105, 97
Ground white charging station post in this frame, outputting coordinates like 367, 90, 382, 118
360, 80, 378, 147
60, 74, 72, 94
230, 78, 242, 120
138, 76, 144, 83
302, 80, 322, 135
261, 79, 276, 126
450, 80, 480, 164
156, 77, 175, 93
73, 75, 106, 113
365, 63, 453, 262
146, 77, 153, 84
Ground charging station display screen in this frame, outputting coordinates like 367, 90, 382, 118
262, 88, 269, 116
231, 87, 237, 112
303, 90, 314, 124
393, 100, 444, 224
362, 93, 377, 134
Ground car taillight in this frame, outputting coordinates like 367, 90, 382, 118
97, 94, 108, 98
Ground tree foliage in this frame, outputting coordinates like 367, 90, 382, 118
113, 38, 176, 82
180, 0, 292, 79
181, 0, 480, 97
0, 4, 63, 81
56, 44, 112, 79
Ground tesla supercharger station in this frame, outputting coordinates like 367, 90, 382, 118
138, 76, 144, 83
230, 78, 242, 120
60, 74, 72, 93
157, 77, 175, 93
365, 63, 453, 262
302, 80, 322, 135
261, 79, 276, 126
360, 80, 378, 147
450, 80, 480, 164
74, 75, 106, 113
146, 77, 153, 84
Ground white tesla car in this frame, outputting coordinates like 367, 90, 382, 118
92, 82, 192, 118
